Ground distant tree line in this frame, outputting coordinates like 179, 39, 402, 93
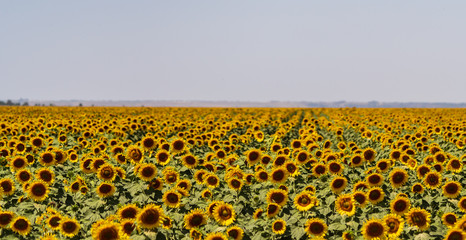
0, 100, 29, 106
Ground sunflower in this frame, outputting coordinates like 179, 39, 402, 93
91, 221, 126, 240
389, 168, 409, 189
284, 161, 299, 176
342, 231, 355, 240
411, 183, 425, 194
442, 181, 462, 198
213, 202, 235, 226
190, 228, 203, 240
97, 163, 116, 182
59, 218, 80, 238
266, 189, 288, 206
295, 150, 309, 165
350, 154, 364, 167
204, 232, 228, 240
304, 218, 327, 238
11, 216, 31, 236
137, 204, 164, 229
405, 207, 431, 231
183, 208, 207, 230
227, 226, 244, 240
120, 219, 136, 236
447, 158, 463, 173
96, 182, 116, 198
366, 173, 384, 187
270, 167, 288, 184
442, 212, 457, 228
15, 169, 32, 184
164, 170, 179, 185
361, 219, 387, 240
261, 154, 272, 165
444, 229, 466, 240
434, 151, 447, 163
204, 174, 220, 188
28, 180, 49, 201
39, 232, 59, 240
245, 149, 261, 166
117, 204, 140, 220
253, 208, 263, 220
330, 176, 347, 194
390, 196, 411, 215
416, 164, 431, 179
47, 214, 62, 230
271, 219, 286, 235
199, 189, 211, 199
170, 139, 186, 154
353, 191, 368, 208
367, 187, 384, 205
31, 137, 44, 148
176, 179, 192, 192
161, 216, 172, 229
353, 181, 370, 192
423, 171, 442, 189
39, 151, 56, 166
384, 214, 403, 238
363, 148, 376, 162
227, 178, 243, 192
137, 163, 157, 182
294, 191, 318, 211
182, 154, 198, 169
255, 169, 269, 182
80, 158, 94, 174
459, 197, 466, 213
141, 136, 157, 150
10, 156, 28, 171
266, 203, 281, 218
375, 159, 390, 173
335, 194, 355, 216
457, 216, 466, 231
328, 161, 344, 175
163, 189, 182, 208
312, 163, 327, 177
126, 145, 144, 164
273, 154, 289, 167
0, 210, 15, 227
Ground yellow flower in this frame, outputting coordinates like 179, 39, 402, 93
271, 219, 286, 235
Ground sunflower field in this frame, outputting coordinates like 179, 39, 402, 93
0, 106, 465, 240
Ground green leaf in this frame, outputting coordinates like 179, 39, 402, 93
328, 223, 346, 231
414, 233, 431, 240
291, 227, 306, 240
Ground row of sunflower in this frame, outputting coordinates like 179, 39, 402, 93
0, 106, 465, 240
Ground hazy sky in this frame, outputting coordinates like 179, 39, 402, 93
1, 1, 466, 102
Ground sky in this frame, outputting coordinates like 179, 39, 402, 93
1, 1, 466, 103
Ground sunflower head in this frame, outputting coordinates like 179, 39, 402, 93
335, 194, 355, 216
28, 180, 49, 201
405, 207, 431, 231
183, 208, 207, 230
163, 189, 182, 208
59, 218, 80, 238
11, 216, 31, 236
390, 196, 411, 215
213, 202, 236, 226
137, 204, 164, 229
272, 219, 286, 235
442, 212, 457, 228
384, 214, 404, 238
118, 204, 140, 220
361, 219, 387, 240
304, 218, 327, 238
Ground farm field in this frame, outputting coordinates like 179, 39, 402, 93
0, 107, 465, 240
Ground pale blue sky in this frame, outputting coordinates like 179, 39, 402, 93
1, 1, 465, 102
